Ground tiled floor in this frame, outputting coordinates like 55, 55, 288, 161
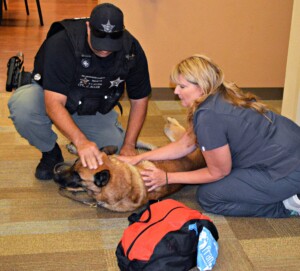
3, 91, 300, 271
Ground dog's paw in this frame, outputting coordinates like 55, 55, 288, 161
66, 143, 118, 156
136, 141, 157, 152
164, 117, 186, 142
66, 142, 78, 155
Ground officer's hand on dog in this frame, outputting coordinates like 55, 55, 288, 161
119, 143, 137, 156
76, 140, 104, 169
140, 166, 167, 192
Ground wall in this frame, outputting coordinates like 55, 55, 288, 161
282, 0, 300, 124
103, 0, 293, 88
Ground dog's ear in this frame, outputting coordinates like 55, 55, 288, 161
94, 170, 110, 187
100, 145, 118, 155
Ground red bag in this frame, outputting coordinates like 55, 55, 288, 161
116, 199, 219, 271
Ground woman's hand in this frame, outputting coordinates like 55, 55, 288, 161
140, 165, 167, 192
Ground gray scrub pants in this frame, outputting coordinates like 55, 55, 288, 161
7, 83, 125, 153
197, 167, 300, 218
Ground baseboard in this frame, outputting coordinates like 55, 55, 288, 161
242, 88, 283, 100
147, 87, 283, 101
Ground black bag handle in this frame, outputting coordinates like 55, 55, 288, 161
127, 199, 159, 225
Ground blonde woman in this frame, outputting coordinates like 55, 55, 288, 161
118, 55, 300, 218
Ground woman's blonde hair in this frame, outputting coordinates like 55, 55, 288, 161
170, 54, 269, 137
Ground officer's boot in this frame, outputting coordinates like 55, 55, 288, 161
35, 143, 64, 180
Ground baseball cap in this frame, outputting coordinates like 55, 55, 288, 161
89, 3, 124, 52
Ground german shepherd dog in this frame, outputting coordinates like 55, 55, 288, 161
53, 118, 206, 212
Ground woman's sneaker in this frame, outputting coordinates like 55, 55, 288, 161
283, 195, 300, 216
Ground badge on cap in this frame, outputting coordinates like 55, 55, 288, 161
102, 20, 115, 33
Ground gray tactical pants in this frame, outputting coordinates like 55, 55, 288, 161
7, 83, 125, 153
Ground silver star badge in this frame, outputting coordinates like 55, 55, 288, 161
109, 77, 124, 88
80, 77, 90, 87
101, 20, 115, 33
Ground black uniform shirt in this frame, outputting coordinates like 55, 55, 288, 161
193, 92, 300, 181
41, 29, 151, 99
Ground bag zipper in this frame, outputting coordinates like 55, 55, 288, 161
126, 206, 184, 258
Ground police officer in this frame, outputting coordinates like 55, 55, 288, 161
8, 3, 151, 180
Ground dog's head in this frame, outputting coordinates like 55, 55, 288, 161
53, 145, 147, 211
53, 145, 118, 190
53, 160, 112, 190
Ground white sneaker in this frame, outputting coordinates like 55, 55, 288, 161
283, 195, 300, 214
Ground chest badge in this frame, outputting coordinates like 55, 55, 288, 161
109, 77, 124, 88
79, 77, 90, 87
81, 58, 91, 68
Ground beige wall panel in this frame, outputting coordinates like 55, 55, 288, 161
104, 0, 293, 88
282, 0, 300, 124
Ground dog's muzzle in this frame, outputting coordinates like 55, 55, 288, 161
53, 162, 82, 189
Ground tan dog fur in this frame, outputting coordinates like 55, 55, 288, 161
67, 118, 205, 212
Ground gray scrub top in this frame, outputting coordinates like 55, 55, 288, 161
193, 92, 300, 181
